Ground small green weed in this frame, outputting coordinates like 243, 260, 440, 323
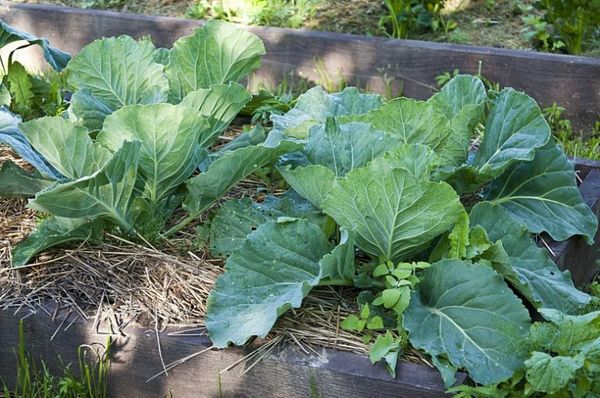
1, 320, 111, 398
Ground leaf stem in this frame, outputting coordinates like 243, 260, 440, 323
164, 212, 198, 238
317, 278, 354, 287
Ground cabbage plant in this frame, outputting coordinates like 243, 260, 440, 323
206, 76, 598, 388
2, 22, 302, 265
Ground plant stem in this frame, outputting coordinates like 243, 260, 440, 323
318, 278, 354, 287
164, 212, 198, 238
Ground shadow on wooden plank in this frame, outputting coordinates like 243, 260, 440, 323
1, 3, 599, 131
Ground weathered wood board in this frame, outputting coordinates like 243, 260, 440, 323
1, 3, 599, 131
0, 308, 454, 398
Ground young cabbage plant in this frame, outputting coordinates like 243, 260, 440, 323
205, 75, 597, 389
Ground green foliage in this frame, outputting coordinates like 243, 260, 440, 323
520, 7, 566, 52
4, 22, 301, 264
450, 309, 600, 396
186, 0, 320, 29
203, 74, 596, 392
2, 21, 599, 396
544, 102, 600, 161
534, 0, 600, 54
1, 320, 111, 398
379, 0, 456, 39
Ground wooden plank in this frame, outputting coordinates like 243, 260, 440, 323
1, 3, 599, 131
0, 308, 454, 398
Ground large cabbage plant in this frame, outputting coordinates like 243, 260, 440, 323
1, 21, 301, 265
206, 76, 598, 388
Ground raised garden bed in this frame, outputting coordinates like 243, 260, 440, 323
1, 6, 600, 397
1, 3, 600, 131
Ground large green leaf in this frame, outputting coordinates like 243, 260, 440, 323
205, 219, 331, 347
183, 140, 303, 216
486, 143, 597, 243
429, 75, 487, 119
0, 109, 60, 179
303, 118, 398, 176
525, 352, 583, 394
179, 83, 252, 148
0, 20, 70, 70
20, 116, 110, 179
277, 118, 399, 207
166, 21, 265, 103
66, 36, 168, 125
68, 89, 113, 131
97, 104, 207, 207
277, 164, 336, 208
0, 160, 52, 198
321, 160, 463, 262
403, 259, 531, 385
270, 86, 382, 139
210, 193, 328, 257
11, 217, 103, 267
361, 98, 451, 152
470, 202, 590, 314
29, 141, 141, 231
473, 88, 550, 178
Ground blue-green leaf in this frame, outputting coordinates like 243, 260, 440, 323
486, 142, 598, 243
403, 259, 531, 385
474, 88, 550, 178
166, 21, 265, 102
470, 202, 591, 313
205, 219, 331, 347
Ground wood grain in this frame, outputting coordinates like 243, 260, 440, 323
0, 307, 453, 398
1, 3, 599, 131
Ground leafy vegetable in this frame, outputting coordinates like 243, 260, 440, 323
6, 23, 295, 261
66, 36, 168, 129
165, 21, 265, 102
29, 141, 141, 231
403, 259, 531, 385
206, 219, 332, 347
470, 202, 590, 314
1, 22, 597, 395
97, 104, 208, 209
322, 157, 463, 262
0, 20, 70, 70
486, 142, 597, 243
